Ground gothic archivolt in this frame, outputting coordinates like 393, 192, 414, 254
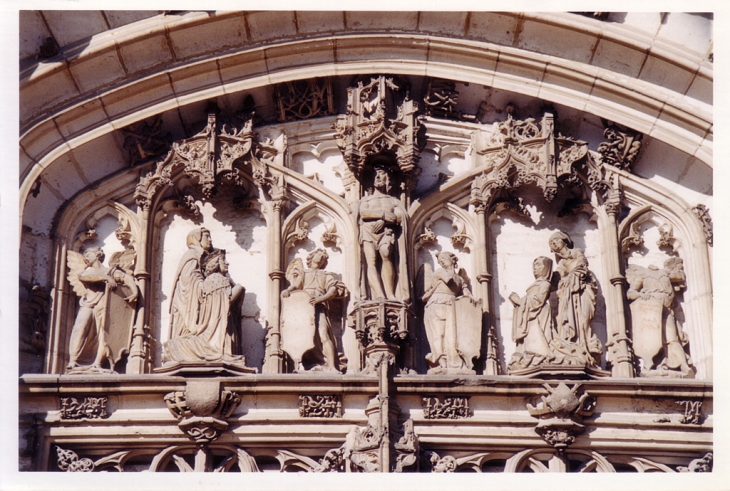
21, 72, 713, 473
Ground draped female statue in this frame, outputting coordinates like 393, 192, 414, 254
548, 231, 602, 366
508, 256, 555, 371
163, 229, 246, 366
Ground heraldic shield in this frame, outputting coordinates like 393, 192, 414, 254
630, 297, 665, 368
455, 297, 483, 371
280, 290, 316, 370
103, 283, 137, 367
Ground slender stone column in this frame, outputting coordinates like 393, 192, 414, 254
127, 206, 150, 374
263, 199, 285, 373
474, 203, 499, 375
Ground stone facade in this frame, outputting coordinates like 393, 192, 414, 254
16, 9, 715, 484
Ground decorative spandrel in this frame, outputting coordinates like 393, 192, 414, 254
65, 247, 138, 374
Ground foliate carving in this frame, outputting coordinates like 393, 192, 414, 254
56, 446, 94, 472
597, 124, 643, 171
333, 75, 423, 179
281, 249, 348, 372
418, 252, 482, 374
422, 396, 471, 419
527, 383, 596, 449
284, 217, 309, 249
164, 381, 242, 444
626, 258, 695, 378
423, 79, 476, 122
394, 419, 420, 472
677, 400, 703, 425
692, 204, 713, 246
151, 445, 260, 472
65, 247, 139, 373
120, 115, 172, 166
620, 222, 644, 253
299, 395, 343, 418
678, 453, 713, 472
430, 453, 457, 472
470, 113, 612, 208
275, 78, 335, 122
60, 396, 109, 420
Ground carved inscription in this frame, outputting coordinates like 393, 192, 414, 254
60, 397, 109, 420
422, 396, 470, 419
299, 395, 343, 418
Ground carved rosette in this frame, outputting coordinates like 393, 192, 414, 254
332, 76, 423, 187
470, 113, 616, 210
164, 381, 242, 444
526, 383, 596, 449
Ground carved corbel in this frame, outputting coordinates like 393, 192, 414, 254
526, 383, 596, 449
164, 381, 242, 444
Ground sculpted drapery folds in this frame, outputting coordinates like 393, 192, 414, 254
358, 166, 409, 302
281, 249, 348, 372
508, 256, 555, 371
420, 251, 480, 374
163, 229, 246, 365
548, 231, 602, 367
626, 257, 694, 377
66, 247, 138, 372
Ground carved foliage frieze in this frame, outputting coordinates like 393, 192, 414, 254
60, 396, 109, 420
422, 396, 471, 419
299, 395, 342, 418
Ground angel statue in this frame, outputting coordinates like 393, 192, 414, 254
280, 248, 347, 372
418, 251, 482, 374
66, 247, 138, 372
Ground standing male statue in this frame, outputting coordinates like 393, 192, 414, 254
358, 165, 409, 301
281, 248, 347, 372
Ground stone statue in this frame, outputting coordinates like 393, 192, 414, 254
163, 229, 247, 366
358, 165, 409, 301
626, 257, 694, 377
419, 251, 482, 374
508, 256, 555, 371
281, 248, 347, 372
66, 247, 138, 372
548, 231, 602, 366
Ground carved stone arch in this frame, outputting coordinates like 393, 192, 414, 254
148, 444, 260, 472
613, 167, 713, 379
68, 202, 141, 252
607, 455, 676, 473
504, 448, 616, 473
412, 202, 477, 254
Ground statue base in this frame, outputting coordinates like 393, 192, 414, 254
154, 361, 257, 376
508, 363, 610, 380
426, 367, 476, 375
65, 366, 116, 375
